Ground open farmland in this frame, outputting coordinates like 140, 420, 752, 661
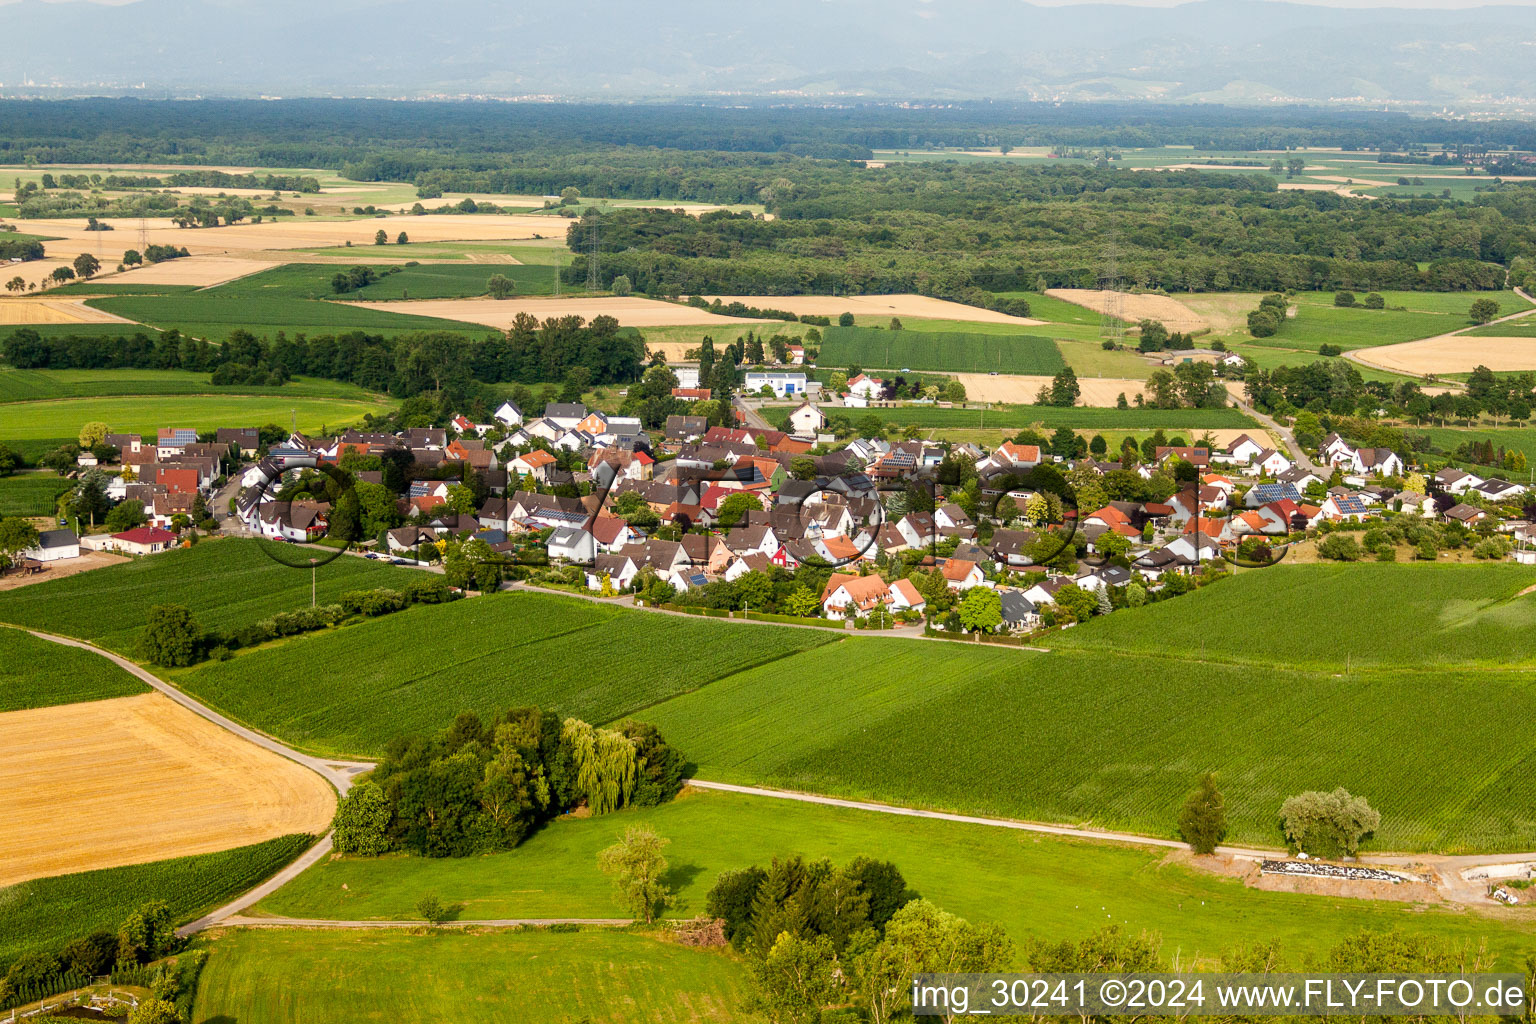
84, 291, 479, 344
1047, 289, 1206, 332
0, 692, 334, 886
0, 393, 391, 444
641, 642, 1536, 853
0, 298, 133, 325
1054, 563, 1536, 669
342, 295, 773, 329
0, 540, 419, 653
952, 373, 1147, 405
191, 928, 752, 1024
860, 404, 1257, 430
169, 590, 838, 758
701, 293, 1046, 325
816, 325, 1065, 374
0, 472, 72, 517
0, 626, 149, 710
1355, 335, 1536, 374
257, 788, 1536, 966
0, 367, 377, 403
0, 835, 312, 971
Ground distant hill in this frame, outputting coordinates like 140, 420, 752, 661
1, 0, 1534, 105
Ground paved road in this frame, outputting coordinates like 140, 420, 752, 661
1231, 396, 1318, 474
733, 396, 776, 431
23, 628, 368, 935
1346, 287, 1536, 381
24, 628, 370, 795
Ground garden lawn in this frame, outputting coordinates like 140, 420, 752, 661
0, 625, 148, 711
255, 789, 1536, 967
639, 629, 1536, 852
169, 590, 838, 758
817, 325, 1065, 374
0, 471, 72, 516
0, 835, 311, 972
0, 539, 420, 654
191, 927, 752, 1024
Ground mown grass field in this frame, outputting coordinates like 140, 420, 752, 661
170, 590, 838, 758
0, 471, 72, 516
0, 540, 418, 654
0, 625, 149, 711
349, 262, 576, 300
1224, 290, 1530, 353
192, 928, 753, 1024
1467, 319, 1536, 338
0, 368, 378, 403
818, 325, 1066, 374
0, 393, 390, 443
863, 405, 1257, 430
0, 835, 311, 971
256, 788, 1536, 967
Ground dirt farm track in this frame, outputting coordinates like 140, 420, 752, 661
0, 692, 335, 887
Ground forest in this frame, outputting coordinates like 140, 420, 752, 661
562, 169, 1531, 296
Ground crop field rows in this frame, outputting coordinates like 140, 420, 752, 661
817, 324, 1066, 374
170, 589, 839, 757
0, 835, 312, 971
0, 472, 73, 517
0, 540, 421, 653
0, 626, 149, 711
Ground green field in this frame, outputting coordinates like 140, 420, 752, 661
0, 625, 149, 711
0, 835, 312, 971
294, 241, 570, 262
256, 788, 1536, 967
0, 393, 390, 444
643, 642, 1536, 853
0, 471, 72, 516
1053, 337, 1154, 378
1213, 290, 1532, 354
85, 265, 485, 343
0, 368, 379, 403
192, 927, 752, 1024
0, 540, 420, 654
347, 263, 576, 300
818, 325, 1066, 374
51, 283, 202, 296
1466, 318, 1536, 337
1055, 563, 1536, 669
858, 405, 1257, 430
169, 590, 838, 758
1414, 426, 1536, 471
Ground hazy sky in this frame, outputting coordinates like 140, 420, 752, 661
3, 0, 1535, 6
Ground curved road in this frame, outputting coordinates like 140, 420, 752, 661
1346, 286, 1536, 381
21, 629, 1536, 925
23, 628, 368, 935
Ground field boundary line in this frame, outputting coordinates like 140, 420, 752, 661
17, 627, 371, 793
684, 779, 1281, 857
214, 915, 632, 930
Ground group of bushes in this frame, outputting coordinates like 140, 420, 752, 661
140, 579, 454, 666
1246, 292, 1291, 337
703, 853, 1014, 1023
332, 707, 686, 858
0, 901, 196, 1015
